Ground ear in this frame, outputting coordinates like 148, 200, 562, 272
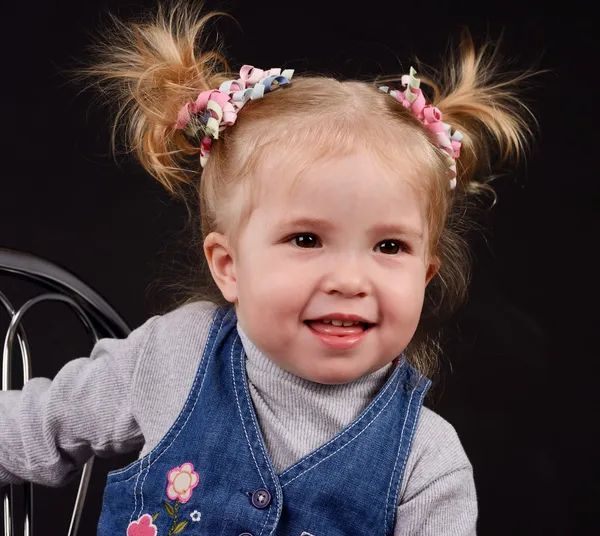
203, 232, 238, 303
425, 254, 440, 286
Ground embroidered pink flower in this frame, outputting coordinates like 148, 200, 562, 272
127, 514, 158, 536
166, 462, 200, 503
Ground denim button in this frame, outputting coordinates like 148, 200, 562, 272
239, 533, 253, 536
251, 488, 272, 509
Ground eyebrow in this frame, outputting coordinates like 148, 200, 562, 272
277, 217, 424, 241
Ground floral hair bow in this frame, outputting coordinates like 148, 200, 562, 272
176, 65, 294, 167
379, 67, 463, 190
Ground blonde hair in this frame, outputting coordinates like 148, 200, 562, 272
80, 1, 538, 378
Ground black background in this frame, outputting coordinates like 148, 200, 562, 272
1, 0, 598, 534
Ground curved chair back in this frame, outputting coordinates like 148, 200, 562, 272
0, 248, 130, 536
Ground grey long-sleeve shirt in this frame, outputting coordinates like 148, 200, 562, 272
0, 300, 477, 534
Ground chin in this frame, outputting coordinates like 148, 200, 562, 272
298, 366, 367, 386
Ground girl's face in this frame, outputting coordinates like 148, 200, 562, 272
206, 150, 438, 384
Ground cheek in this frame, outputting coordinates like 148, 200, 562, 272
382, 267, 427, 317
239, 247, 304, 287
235, 249, 304, 308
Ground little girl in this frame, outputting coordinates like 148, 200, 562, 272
0, 2, 535, 535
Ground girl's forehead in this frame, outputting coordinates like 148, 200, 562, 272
256, 149, 425, 203
229, 100, 443, 222
251, 151, 429, 225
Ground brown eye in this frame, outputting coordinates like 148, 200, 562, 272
376, 240, 403, 255
292, 234, 320, 248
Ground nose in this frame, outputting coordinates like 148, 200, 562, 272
321, 252, 371, 298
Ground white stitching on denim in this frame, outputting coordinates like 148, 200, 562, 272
278, 367, 398, 479
234, 341, 270, 536
230, 337, 272, 536
131, 455, 143, 522
391, 379, 428, 521
280, 378, 400, 489
237, 343, 281, 536
383, 379, 419, 533
117, 310, 229, 484
138, 451, 152, 518
231, 336, 268, 490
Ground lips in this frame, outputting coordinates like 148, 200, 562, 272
309, 313, 373, 324
304, 319, 373, 350
305, 320, 369, 335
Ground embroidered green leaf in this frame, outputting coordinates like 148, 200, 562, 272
173, 520, 188, 534
164, 501, 175, 516
152, 513, 159, 521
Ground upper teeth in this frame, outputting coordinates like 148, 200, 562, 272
322, 319, 363, 326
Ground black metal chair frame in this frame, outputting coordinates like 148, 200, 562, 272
0, 248, 130, 536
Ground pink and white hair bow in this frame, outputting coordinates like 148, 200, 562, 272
380, 67, 463, 190
176, 65, 294, 167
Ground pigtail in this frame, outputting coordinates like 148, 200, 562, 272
78, 1, 233, 194
419, 32, 538, 194
388, 35, 542, 379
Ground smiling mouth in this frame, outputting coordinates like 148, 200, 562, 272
304, 320, 373, 332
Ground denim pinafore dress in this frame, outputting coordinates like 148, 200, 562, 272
97, 305, 430, 536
